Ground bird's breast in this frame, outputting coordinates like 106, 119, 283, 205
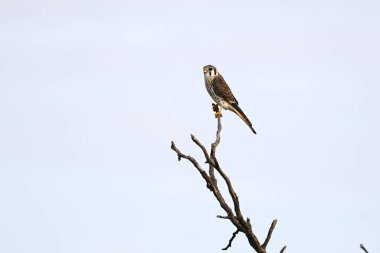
209, 87, 230, 109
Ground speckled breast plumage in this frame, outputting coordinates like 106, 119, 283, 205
206, 82, 230, 110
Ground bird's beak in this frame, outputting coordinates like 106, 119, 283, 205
203, 69, 208, 73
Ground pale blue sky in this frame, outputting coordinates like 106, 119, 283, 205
0, 0, 379, 252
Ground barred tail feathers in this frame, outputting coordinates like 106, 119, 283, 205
231, 103, 257, 134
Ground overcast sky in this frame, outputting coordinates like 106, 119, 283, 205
0, 0, 379, 252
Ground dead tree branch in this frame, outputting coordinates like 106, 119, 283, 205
262, 219, 278, 249
222, 229, 240, 250
360, 244, 369, 253
171, 118, 285, 253
280, 246, 287, 253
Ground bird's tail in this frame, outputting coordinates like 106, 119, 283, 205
231, 103, 257, 134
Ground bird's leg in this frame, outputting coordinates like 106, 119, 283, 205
212, 103, 223, 118
215, 107, 223, 118
212, 103, 219, 112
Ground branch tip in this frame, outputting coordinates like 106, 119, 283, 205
280, 245, 287, 253
360, 244, 369, 253
222, 229, 239, 250
217, 215, 230, 220
262, 219, 278, 249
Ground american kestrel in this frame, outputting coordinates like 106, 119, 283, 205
203, 65, 257, 134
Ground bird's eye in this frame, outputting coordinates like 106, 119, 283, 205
208, 68, 213, 71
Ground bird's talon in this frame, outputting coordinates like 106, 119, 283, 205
212, 103, 219, 112
215, 111, 223, 118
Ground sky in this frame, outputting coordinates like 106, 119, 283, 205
0, 0, 379, 252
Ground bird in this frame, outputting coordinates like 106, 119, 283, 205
203, 65, 257, 134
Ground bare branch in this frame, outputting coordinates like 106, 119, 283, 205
222, 229, 240, 250
171, 141, 213, 190
212, 158, 243, 220
171, 140, 235, 222
191, 134, 212, 164
211, 117, 222, 157
280, 245, 287, 253
171, 118, 283, 253
191, 132, 218, 187
360, 244, 369, 253
262, 219, 278, 249
247, 217, 253, 230
208, 118, 222, 187
217, 215, 231, 220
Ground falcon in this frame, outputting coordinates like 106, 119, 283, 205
203, 65, 257, 134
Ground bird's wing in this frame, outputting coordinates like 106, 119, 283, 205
212, 75, 239, 104
213, 75, 257, 134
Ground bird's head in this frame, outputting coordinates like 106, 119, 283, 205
203, 65, 218, 78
